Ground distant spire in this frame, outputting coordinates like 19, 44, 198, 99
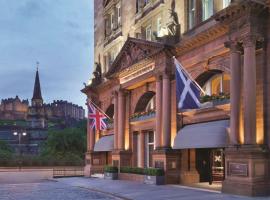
32, 62, 43, 100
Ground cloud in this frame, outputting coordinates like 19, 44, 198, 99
0, 0, 94, 109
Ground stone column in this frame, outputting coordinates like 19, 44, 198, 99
162, 72, 171, 148
243, 36, 257, 144
225, 41, 241, 144
113, 91, 118, 150
139, 131, 145, 168
89, 126, 95, 151
118, 89, 125, 150
155, 74, 162, 148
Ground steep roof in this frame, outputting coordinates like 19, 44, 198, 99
32, 69, 43, 100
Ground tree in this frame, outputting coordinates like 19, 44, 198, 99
41, 119, 87, 163
0, 140, 13, 160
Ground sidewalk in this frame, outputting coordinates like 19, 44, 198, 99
55, 177, 269, 200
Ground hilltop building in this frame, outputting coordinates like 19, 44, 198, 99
82, 0, 270, 197
0, 65, 85, 154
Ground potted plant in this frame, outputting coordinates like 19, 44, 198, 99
104, 165, 118, 180
144, 168, 165, 185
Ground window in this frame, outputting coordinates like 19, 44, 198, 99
188, 0, 196, 29
145, 131, 154, 167
117, 5, 121, 27
146, 25, 152, 41
203, 73, 230, 95
157, 17, 162, 37
222, 0, 231, 8
110, 13, 114, 30
202, 0, 214, 21
145, 97, 155, 111
144, 0, 150, 6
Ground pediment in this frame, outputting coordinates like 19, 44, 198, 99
106, 37, 166, 77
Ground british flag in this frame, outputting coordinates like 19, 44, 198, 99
88, 102, 108, 130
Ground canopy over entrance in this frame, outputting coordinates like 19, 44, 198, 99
173, 120, 229, 149
94, 135, 114, 152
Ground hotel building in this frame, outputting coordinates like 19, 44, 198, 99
82, 0, 270, 196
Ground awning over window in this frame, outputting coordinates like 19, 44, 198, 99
173, 120, 229, 149
94, 135, 114, 152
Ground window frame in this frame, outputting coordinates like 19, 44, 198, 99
145, 25, 152, 41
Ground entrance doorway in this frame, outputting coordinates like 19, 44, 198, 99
196, 148, 224, 184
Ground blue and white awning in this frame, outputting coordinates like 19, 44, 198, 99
94, 135, 114, 152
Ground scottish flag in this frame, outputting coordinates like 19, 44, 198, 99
175, 58, 201, 110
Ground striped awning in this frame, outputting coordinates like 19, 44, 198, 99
173, 120, 229, 149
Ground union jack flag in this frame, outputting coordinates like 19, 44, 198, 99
88, 102, 108, 130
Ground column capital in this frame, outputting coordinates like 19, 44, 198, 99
242, 35, 264, 48
224, 40, 242, 53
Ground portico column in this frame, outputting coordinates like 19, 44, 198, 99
155, 74, 162, 148
162, 72, 171, 148
225, 41, 241, 144
113, 91, 118, 150
243, 36, 257, 144
118, 89, 125, 150
89, 125, 95, 151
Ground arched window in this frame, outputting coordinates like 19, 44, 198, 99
134, 91, 156, 113
202, 73, 230, 96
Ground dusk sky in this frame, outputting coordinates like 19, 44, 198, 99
0, 0, 94, 109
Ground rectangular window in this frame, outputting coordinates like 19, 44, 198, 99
117, 6, 121, 26
157, 17, 162, 37
188, 0, 196, 29
145, 131, 154, 167
146, 25, 152, 41
110, 13, 114, 30
222, 0, 231, 8
202, 0, 214, 21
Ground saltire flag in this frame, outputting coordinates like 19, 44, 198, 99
88, 102, 108, 130
174, 58, 202, 110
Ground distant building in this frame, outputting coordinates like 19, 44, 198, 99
0, 96, 29, 120
0, 65, 85, 155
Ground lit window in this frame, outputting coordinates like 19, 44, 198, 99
203, 73, 230, 95
146, 25, 152, 41
222, 0, 231, 8
188, 0, 196, 29
157, 17, 162, 37
145, 97, 155, 111
202, 0, 213, 21
145, 131, 154, 167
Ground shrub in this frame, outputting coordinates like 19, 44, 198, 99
120, 166, 145, 174
144, 168, 164, 176
104, 165, 118, 173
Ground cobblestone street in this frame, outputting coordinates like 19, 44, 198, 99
0, 180, 119, 200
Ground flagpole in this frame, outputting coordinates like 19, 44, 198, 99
173, 57, 206, 95
87, 99, 112, 120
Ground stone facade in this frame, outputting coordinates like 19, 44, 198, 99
0, 96, 29, 120
83, 0, 270, 197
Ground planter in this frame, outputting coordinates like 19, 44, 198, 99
144, 175, 165, 185
130, 113, 156, 122
104, 172, 118, 180
118, 173, 144, 182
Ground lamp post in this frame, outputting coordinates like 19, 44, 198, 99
13, 131, 27, 169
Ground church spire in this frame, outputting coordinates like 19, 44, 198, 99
32, 62, 43, 101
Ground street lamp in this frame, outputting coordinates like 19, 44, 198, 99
13, 131, 27, 156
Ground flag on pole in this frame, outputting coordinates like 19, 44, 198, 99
88, 102, 108, 130
174, 58, 202, 110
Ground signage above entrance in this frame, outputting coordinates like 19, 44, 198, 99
120, 63, 154, 84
